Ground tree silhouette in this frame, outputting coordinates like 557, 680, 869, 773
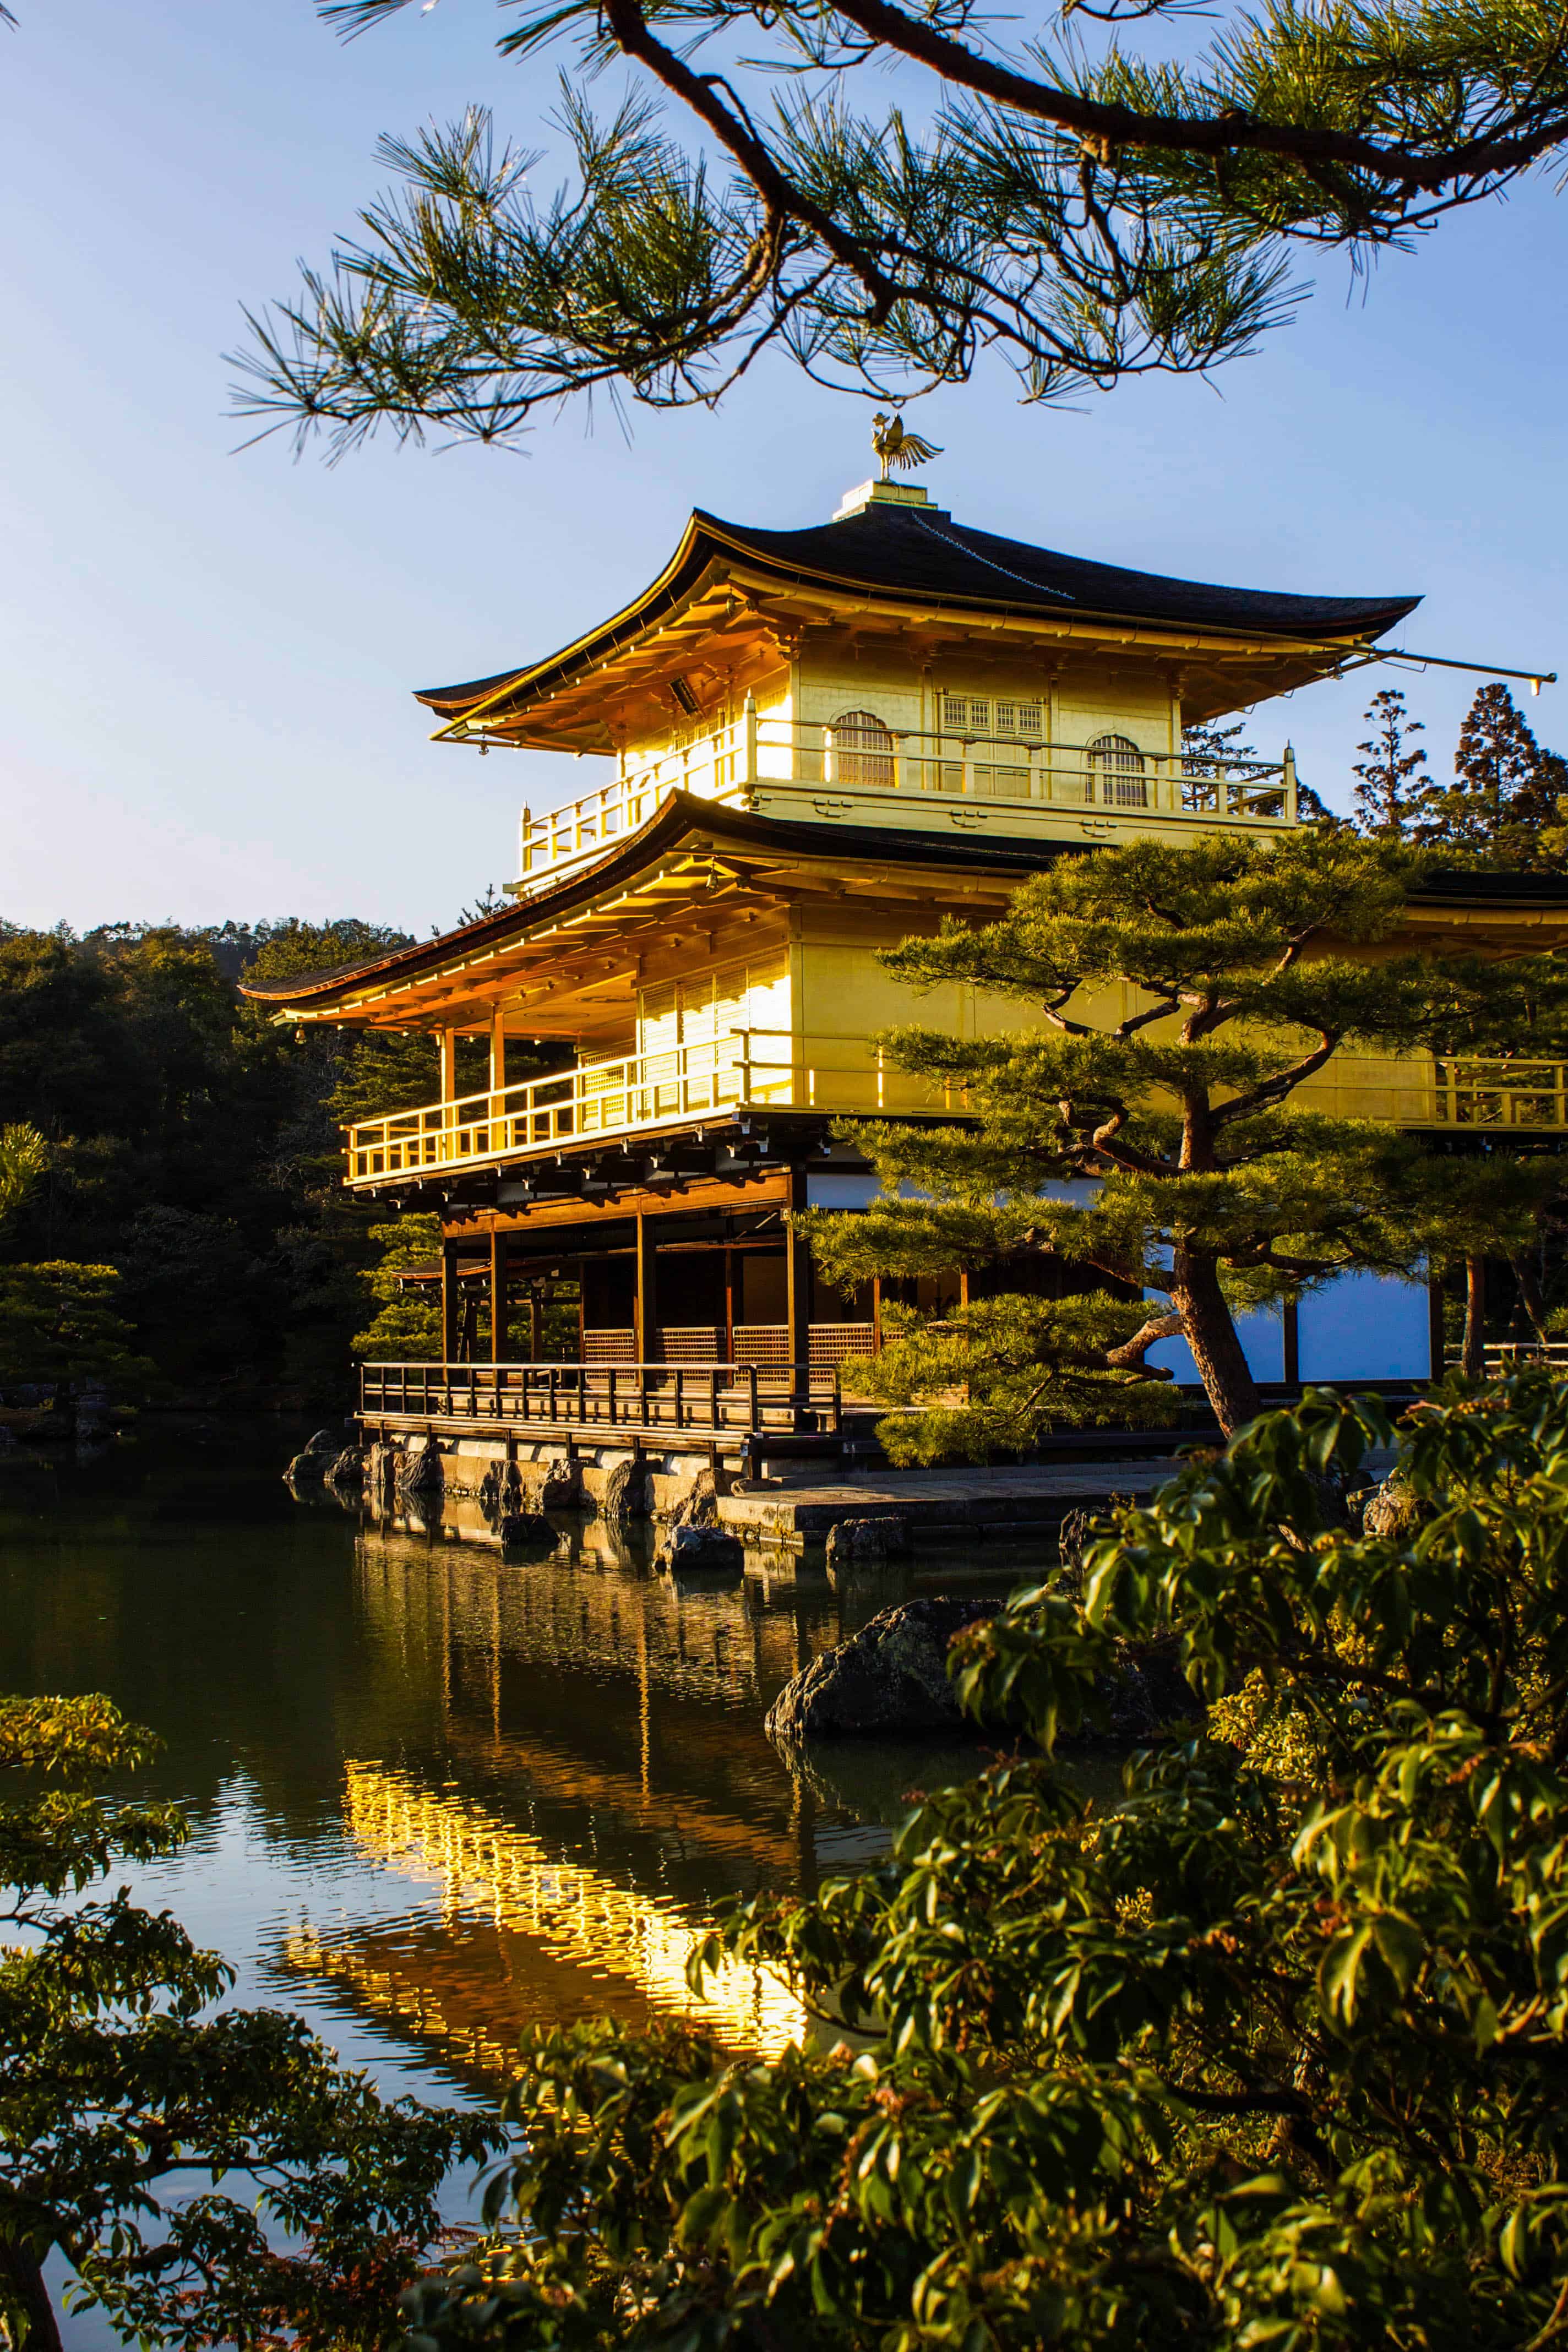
1352, 687, 1428, 837
1417, 684, 1568, 863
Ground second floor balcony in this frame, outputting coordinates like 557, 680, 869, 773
344, 1041, 1568, 1188
511, 710, 1300, 891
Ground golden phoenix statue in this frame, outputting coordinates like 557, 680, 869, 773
871, 411, 943, 481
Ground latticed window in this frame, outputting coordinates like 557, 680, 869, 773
831, 709, 895, 788
1088, 732, 1148, 808
940, 693, 1043, 740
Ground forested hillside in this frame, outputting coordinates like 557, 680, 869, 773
0, 919, 439, 1405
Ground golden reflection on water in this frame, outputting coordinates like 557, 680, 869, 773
292, 1760, 808, 2065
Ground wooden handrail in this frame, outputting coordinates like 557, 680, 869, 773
360, 1357, 845, 1436
341, 1030, 955, 1182
514, 715, 1297, 885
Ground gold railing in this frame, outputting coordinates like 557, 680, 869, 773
343, 1029, 949, 1182
1294, 1055, 1568, 1131
347, 1047, 1568, 1185
514, 710, 1296, 884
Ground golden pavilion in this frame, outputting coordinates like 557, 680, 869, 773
243, 469, 1568, 1460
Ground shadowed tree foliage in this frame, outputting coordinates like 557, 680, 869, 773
400, 1376, 1568, 2349
0, 1691, 499, 2352
0, 920, 421, 1403
236, 0, 1568, 451
808, 832, 1561, 1444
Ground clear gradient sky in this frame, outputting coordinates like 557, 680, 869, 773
2, 0, 1563, 937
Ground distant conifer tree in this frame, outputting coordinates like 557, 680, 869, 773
1352, 687, 1428, 836
1417, 684, 1568, 863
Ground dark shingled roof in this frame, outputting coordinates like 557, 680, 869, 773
417, 500, 1422, 715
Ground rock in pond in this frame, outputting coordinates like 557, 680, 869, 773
284, 1427, 345, 1485
325, 1447, 365, 1489
765, 1598, 1001, 1744
824, 1515, 908, 1571
662, 1468, 723, 1532
400, 1435, 445, 1498
499, 1510, 558, 1555
656, 1521, 743, 1580
599, 1456, 651, 1529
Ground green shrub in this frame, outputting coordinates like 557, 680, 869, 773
410, 1374, 1568, 2348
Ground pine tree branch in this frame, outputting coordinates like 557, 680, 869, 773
1210, 1033, 1341, 1129
823, 0, 1568, 194
598, 0, 902, 317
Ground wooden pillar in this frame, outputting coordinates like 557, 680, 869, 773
439, 1029, 458, 1103
723, 1245, 736, 1362
490, 1228, 507, 1364
489, 1008, 507, 1099
440, 1237, 460, 1363
529, 1286, 543, 1363
872, 1275, 883, 1356
786, 1179, 810, 1391
634, 1213, 656, 1362
958, 1267, 971, 1314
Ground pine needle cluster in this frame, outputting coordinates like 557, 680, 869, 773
233, 0, 1568, 447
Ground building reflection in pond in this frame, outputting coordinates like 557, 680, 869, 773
273, 1523, 934, 2081
290, 1761, 807, 2064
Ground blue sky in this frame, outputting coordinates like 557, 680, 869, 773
2, 0, 1563, 935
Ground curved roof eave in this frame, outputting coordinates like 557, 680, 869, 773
237, 791, 1070, 1014
413, 505, 1421, 725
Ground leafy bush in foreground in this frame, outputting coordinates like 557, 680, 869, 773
410, 1375, 1568, 2348
0, 1694, 498, 2352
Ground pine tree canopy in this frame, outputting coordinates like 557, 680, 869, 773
235, 0, 1568, 448
808, 832, 1562, 1442
1417, 683, 1568, 863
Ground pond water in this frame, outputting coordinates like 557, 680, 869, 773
2, 1424, 1038, 2339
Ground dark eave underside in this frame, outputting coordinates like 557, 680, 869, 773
415, 503, 1422, 720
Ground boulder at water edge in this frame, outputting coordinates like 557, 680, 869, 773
824, 1515, 909, 1571
283, 1428, 344, 1485
656, 1521, 743, 1580
765, 1598, 1001, 1743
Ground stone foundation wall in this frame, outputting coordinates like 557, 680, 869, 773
360, 1430, 731, 1520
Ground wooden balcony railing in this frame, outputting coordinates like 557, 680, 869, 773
346, 1046, 1568, 1187
360, 1359, 844, 1435
513, 709, 1297, 885
342, 1030, 952, 1183
1293, 1055, 1568, 1131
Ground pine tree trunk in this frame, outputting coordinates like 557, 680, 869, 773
1510, 1248, 1551, 1348
1172, 1248, 1261, 1439
0, 2233, 63, 2352
1462, 1256, 1488, 1380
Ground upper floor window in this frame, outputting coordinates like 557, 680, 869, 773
940, 693, 1043, 742
831, 709, 895, 790
1088, 733, 1148, 808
